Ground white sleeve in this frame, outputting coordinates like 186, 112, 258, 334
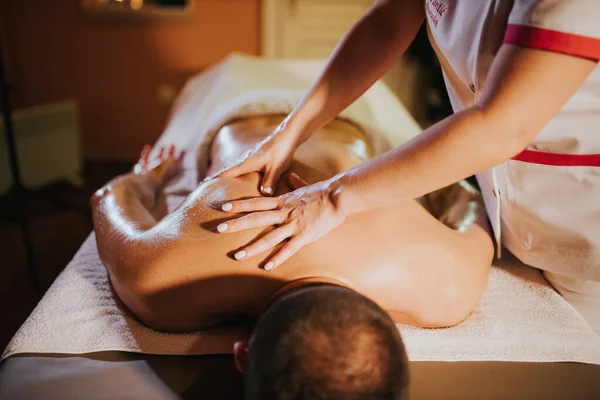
503, 0, 600, 60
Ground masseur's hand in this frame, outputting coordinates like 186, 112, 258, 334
217, 173, 347, 270
215, 120, 300, 196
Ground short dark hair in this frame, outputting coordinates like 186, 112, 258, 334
245, 284, 409, 400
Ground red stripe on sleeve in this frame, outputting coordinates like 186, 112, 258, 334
512, 149, 600, 167
504, 24, 600, 61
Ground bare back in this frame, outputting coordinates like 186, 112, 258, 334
117, 116, 493, 332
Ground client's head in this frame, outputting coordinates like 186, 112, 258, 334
233, 284, 409, 400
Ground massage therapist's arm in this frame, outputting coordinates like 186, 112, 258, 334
217, 0, 424, 193
331, 45, 597, 214
222, 45, 597, 270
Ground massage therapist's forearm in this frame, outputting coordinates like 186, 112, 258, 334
286, 0, 424, 142
331, 45, 598, 216
332, 106, 517, 215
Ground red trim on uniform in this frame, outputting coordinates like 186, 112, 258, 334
504, 24, 600, 61
512, 149, 600, 167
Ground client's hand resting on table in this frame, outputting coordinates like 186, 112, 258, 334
218, 173, 347, 270
133, 144, 186, 186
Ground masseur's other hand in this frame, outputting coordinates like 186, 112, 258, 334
215, 121, 299, 196
217, 173, 346, 270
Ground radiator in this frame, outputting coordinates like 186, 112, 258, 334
0, 100, 82, 195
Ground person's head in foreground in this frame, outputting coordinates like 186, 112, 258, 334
234, 284, 409, 400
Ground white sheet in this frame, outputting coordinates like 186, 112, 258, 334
153, 53, 421, 195
3, 54, 600, 365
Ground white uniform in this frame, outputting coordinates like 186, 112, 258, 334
424, 0, 600, 333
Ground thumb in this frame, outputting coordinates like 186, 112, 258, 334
288, 172, 309, 190
260, 167, 286, 196
218, 158, 256, 179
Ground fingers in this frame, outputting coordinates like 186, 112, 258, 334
233, 225, 294, 261
218, 164, 244, 178
221, 197, 281, 213
152, 144, 182, 160
140, 145, 151, 166
263, 236, 306, 270
260, 169, 280, 196
133, 145, 151, 173
288, 172, 309, 190
217, 154, 260, 179
217, 211, 285, 234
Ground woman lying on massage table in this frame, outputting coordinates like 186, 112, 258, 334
92, 114, 494, 333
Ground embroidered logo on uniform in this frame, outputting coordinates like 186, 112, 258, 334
425, 0, 448, 27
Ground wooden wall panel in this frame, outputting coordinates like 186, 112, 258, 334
3, 0, 260, 160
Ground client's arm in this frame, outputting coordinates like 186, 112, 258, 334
91, 145, 184, 292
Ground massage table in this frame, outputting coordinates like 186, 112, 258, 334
1, 353, 599, 399
1, 54, 600, 400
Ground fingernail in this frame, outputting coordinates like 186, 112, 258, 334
222, 203, 233, 211
264, 261, 274, 271
234, 250, 246, 260
262, 186, 273, 194
217, 223, 228, 233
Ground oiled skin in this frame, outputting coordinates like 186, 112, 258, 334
92, 116, 494, 332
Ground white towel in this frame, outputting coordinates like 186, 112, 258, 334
400, 253, 600, 363
4, 54, 600, 364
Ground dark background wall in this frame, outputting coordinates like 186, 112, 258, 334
1, 0, 260, 160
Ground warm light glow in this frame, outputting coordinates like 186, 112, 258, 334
131, 0, 143, 10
